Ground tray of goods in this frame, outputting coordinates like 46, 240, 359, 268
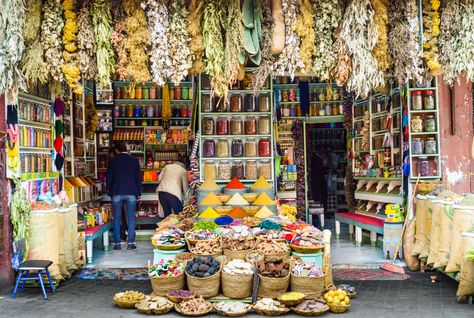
188, 237, 222, 256
280, 204, 297, 222
175, 252, 194, 263
186, 256, 221, 278
253, 228, 287, 241
292, 261, 324, 277
283, 222, 309, 232
256, 240, 291, 259
175, 218, 195, 232
174, 296, 213, 316
337, 284, 357, 298
135, 295, 174, 315
151, 227, 185, 249
223, 259, 254, 275
245, 250, 264, 263
166, 290, 196, 303
221, 259, 255, 299
253, 298, 290, 316
292, 299, 329, 316
290, 226, 325, 254
113, 290, 145, 308
278, 292, 306, 307
323, 288, 351, 313
242, 193, 259, 203
257, 258, 290, 278
213, 302, 251, 317
221, 226, 255, 248
242, 216, 261, 227
290, 261, 325, 299
215, 206, 234, 216
257, 258, 291, 299
157, 215, 180, 229
148, 259, 185, 296
185, 228, 219, 243
179, 205, 198, 220
214, 216, 234, 226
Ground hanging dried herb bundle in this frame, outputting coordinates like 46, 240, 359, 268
439, 0, 462, 86
203, 0, 227, 97
388, 0, 423, 85
312, 0, 342, 80
341, 0, 383, 98
253, 0, 275, 93
332, 28, 351, 86
274, 0, 304, 78
168, 0, 192, 85
371, 0, 390, 72
422, 0, 441, 76
41, 0, 64, 85
242, 0, 263, 65
187, 0, 205, 75
77, 2, 97, 81
91, 0, 116, 87
23, 0, 41, 46
111, 1, 128, 81
62, 0, 83, 94
224, 0, 244, 85
295, 0, 315, 74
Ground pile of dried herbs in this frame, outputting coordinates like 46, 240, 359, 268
77, 1, 97, 81
111, 1, 128, 81
168, 0, 191, 85
439, 0, 462, 86
253, 0, 274, 93
295, 0, 315, 74
41, 0, 64, 87
224, 0, 244, 84
187, 0, 205, 75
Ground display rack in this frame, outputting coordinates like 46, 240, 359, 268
276, 118, 297, 203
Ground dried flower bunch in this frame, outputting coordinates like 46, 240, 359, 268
187, 0, 205, 75
438, 0, 462, 86
203, 0, 227, 97
274, 0, 304, 78
341, 0, 383, 98
224, 0, 244, 84
388, 0, 423, 85
312, 0, 342, 80
123, 0, 151, 84
77, 1, 97, 81
62, 0, 83, 94
253, 0, 275, 93
371, 0, 390, 72
168, 0, 192, 85
422, 0, 441, 76
111, 2, 127, 81
91, 0, 116, 87
332, 28, 351, 86
295, 0, 315, 74
23, 0, 41, 46
41, 0, 64, 85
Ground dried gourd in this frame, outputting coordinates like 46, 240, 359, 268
271, 0, 285, 55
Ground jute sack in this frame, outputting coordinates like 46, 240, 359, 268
456, 232, 474, 299
412, 196, 429, 256
64, 204, 80, 270
433, 203, 455, 268
419, 198, 433, 259
221, 261, 253, 299
445, 205, 474, 272
403, 218, 420, 271
426, 200, 444, 265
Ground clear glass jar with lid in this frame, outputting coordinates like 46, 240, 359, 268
424, 115, 436, 132
411, 116, 423, 133
258, 94, 270, 112
218, 161, 231, 180
259, 160, 271, 179
423, 90, 435, 110
258, 138, 271, 157
230, 116, 243, 135
202, 117, 215, 135
258, 116, 271, 135
417, 157, 430, 177
411, 138, 423, 155
412, 90, 422, 110
424, 137, 437, 154
245, 160, 258, 180
244, 116, 257, 135
217, 139, 229, 157
203, 139, 216, 157
244, 94, 256, 112
231, 139, 244, 157
230, 94, 242, 112
216, 116, 229, 135
203, 161, 217, 180
201, 94, 213, 112
231, 161, 244, 179
244, 138, 257, 157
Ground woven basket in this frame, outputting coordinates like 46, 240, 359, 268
245, 250, 264, 263
134, 299, 174, 315
113, 295, 145, 309
277, 293, 305, 307
291, 304, 329, 316
252, 307, 290, 316
186, 266, 222, 298
262, 250, 291, 261
257, 273, 290, 299
166, 291, 196, 303
186, 237, 222, 257
175, 252, 195, 263
174, 302, 213, 316
328, 303, 350, 313
149, 271, 185, 296
185, 231, 218, 245
153, 243, 186, 250
290, 273, 326, 299
221, 261, 253, 299
213, 303, 251, 317
290, 244, 325, 254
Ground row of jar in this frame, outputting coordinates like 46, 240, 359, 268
115, 104, 192, 118
412, 90, 435, 110
412, 138, 437, 155
411, 115, 436, 133
115, 119, 189, 127
202, 116, 271, 136
201, 94, 270, 113
203, 160, 272, 181
203, 138, 271, 158
18, 99, 53, 124
114, 85, 192, 100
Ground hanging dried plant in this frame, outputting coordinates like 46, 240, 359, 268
371, 0, 391, 72
422, 0, 441, 76
77, 2, 97, 81
187, 0, 205, 75
168, 0, 191, 85
203, 0, 227, 97
62, 0, 83, 94
23, 0, 41, 46
111, 2, 127, 81
91, 0, 116, 87
40, 0, 64, 86
341, 0, 383, 98
332, 28, 351, 86
388, 0, 423, 85
312, 0, 342, 80
439, 0, 462, 86
224, 0, 244, 85
295, 0, 315, 74
253, 0, 275, 93
274, 0, 304, 78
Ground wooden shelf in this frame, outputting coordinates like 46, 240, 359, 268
354, 191, 403, 204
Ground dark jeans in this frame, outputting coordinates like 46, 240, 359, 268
111, 195, 137, 245
120, 206, 127, 240
158, 192, 183, 217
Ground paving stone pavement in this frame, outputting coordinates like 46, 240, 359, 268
0, 271, 472, 318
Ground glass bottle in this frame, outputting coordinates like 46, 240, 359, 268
423, 90, 435, 110
203, 139, 216, 157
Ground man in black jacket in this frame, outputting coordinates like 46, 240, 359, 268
106, 141, 142, 250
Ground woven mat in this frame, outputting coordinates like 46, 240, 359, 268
334, 269, 410, 281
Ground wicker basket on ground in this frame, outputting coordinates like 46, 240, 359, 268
290, 272, 326, 299
221, 260, 254, 299
257, 273, 290, 299
149, 267, 185, 296
290, 244, 325, 254
185, 264, 222, 298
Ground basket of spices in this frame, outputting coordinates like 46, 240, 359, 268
174, 296, 213, 316
221, 259, 254, 299
187, 236, 222, 258
135, 295, 174, 315
214, 302, 251, 317
256, 239, 291, 261
166, 290, 195, 303
221, 225, 256, 260
175, 252, 194, 263
148, 259, 185, 296
246, 250, 264, 263
278, 292, 306, 307
151, 227, 186, 250
113, 290, 145, 309
253, 298, 290, 316
290, 226, 325, 254
290, 261, 326, 299
257, 258, 291, 299
291, 299, 329, 316
185, 256, 222, 298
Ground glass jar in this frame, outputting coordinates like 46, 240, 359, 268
147, 105, 154, 118
121, 86, 129, 99
216, 117, 229, 135
244, 138, 257, 157
182, 87, 189, 100
245, 160, 258, 180
411, 138, 423, 155
423, 90, 435, 110
245, 116, 257, 135
281, 90, 289, 102
258, 95, 270, 112
244, 94, 256, 112
231, 139, 244, 157
425, 115, 436, 132
133, 105, 141, 117
259, 160, 271, 179
325, 104, 332, 116
217, 139, 229, 158
174, 87, 182, 100
136, 86, 143, 99
114, 87, 121, 99
319, 105, 326, 116
169, 89, 175, 100
411, 116, 423, 133
230, 95, 242, 112
150, 86, 157, 99
201, 94, 212, 112
142, 87, 150, 99
127, 105, 134, 117
230, 116, 243, 135
424, 137, 437, 154
203, 139, 216, 157
202, 117, 215, 135
218, 161, 231, 180
215, 96, 228, 112
232, 161, 244, 179
332, 104, 339, 115
204, 161, 217, 180
417, 157, 430, 177
258, 116, 271, 135
258, 138, 271, 157
412, 91, 422, 110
